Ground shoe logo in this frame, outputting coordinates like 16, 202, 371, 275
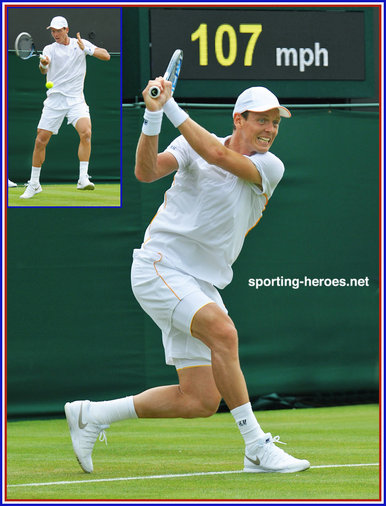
245, 455, 260, 466
78, 404, 88, 429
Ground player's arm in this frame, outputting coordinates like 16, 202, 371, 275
178, 118, 262, 186
134, 78, 178, 183
158, 79, 262, 186
92, 47, 110, 61
76, 33, 110, 61
135, 135, 178, 183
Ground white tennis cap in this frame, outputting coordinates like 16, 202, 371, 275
233, 87, 291, 118
47, 16, 68, 29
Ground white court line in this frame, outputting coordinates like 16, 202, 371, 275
7, 463, 379, 488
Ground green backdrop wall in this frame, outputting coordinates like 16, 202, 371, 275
6, 107, 379, 418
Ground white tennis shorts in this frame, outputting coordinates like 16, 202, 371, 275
37, 93, 90, 135
131, 248, 228, 369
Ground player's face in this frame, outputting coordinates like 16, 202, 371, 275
51, 27, 69, 45
239, 109, 281, 154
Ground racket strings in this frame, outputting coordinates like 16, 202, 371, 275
16, 34, 33, 59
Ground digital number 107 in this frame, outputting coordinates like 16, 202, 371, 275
191, 23, 262, 67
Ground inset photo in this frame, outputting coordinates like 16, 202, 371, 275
6, 7, 121, 207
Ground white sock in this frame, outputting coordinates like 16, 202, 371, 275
79, 161, 89, 179
231, 402, 265, 453
30, 166, 41, 185
89, 395, 138, 425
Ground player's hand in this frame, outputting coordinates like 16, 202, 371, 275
142, 77, 164, 111
162, 79, 173, 102
76, 32, 85, 51
142, 78, 173, 111
40, 55, 50, 66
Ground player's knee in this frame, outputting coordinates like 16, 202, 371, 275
200, 395, 221, 417
79, 128, 91, 143
35, 133, 50, 150
195, 405, 218, 418
196, 309, 239, 356
211, 322, 239, 357
186, 394, 220, 418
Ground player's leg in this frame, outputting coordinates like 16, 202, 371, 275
133, 364, 221, 418
20, 129, 52, 199
191, 302, 248, 411
65, 365, 221, 473
190, 303, 264, 451
64, 255, 220, 472
32, 128, 53, 168
190, 302, 310, 473
21, 95, 66, 199
74, 113, 94, 190
70, 365, 220, 426
75, 117, 92, 163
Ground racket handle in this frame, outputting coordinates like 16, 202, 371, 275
149, 85, 161, 99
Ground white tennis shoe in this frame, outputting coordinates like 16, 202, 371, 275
64, 400, 109, 473
20, 182, 42, 199
77, 176, 95, 190
8, 179, 17, 188
244, 433, 310, 473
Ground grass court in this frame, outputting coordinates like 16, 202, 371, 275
7, 183, 121, 207
6, 404, 380, 502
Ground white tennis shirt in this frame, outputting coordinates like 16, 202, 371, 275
140, 134, 285, 289
43, 38, 96, 100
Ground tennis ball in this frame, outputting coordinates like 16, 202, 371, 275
45, 81, 54, 89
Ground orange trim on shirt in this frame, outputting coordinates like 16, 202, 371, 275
143, 177, 175, 246
245, 193, 269, 237
153, 253, 181, 301
143, 191, 167, 245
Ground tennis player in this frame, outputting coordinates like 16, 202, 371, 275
65, 81, 310, 474
20, 16, 110, 199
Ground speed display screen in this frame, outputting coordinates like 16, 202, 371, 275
150, 8, 365, 81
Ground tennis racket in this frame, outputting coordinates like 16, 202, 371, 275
15, 32, 44, 61
149, 49, 183, 99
